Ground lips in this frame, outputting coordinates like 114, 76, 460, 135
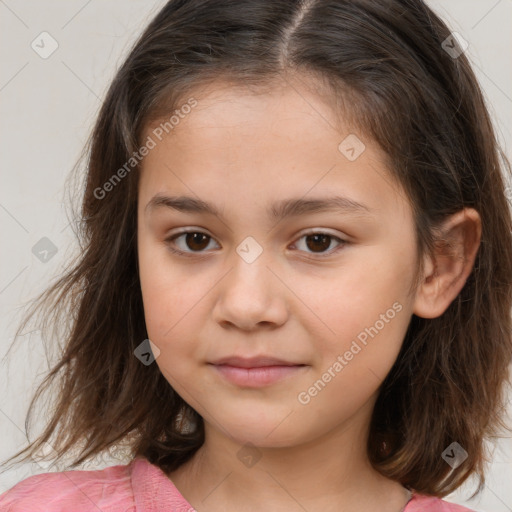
209, 355, 305, 368
208, 355, 308, 387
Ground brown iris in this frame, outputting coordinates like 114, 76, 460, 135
184, 232, 210, 251
304, 234, 331, 253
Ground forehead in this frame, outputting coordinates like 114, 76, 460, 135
138, 78, 411, 224
145, 76, 355, 149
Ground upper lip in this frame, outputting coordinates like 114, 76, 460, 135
209, 356, 304, 368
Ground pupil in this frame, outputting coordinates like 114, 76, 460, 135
306, 234, 330, 252
186, 232, 209, 251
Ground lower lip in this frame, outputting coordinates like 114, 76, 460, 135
210, 364, 306, 387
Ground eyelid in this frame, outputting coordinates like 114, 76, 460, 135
164, 228, 348, 258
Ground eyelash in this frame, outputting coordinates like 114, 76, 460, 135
164, 229, 348, 259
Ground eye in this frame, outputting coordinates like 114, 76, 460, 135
291, 231, 347, 257
165, 230, 219, 256
164, 229, 347, 258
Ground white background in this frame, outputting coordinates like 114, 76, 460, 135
0, 1, 511, 510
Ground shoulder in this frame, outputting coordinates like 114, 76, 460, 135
0, 460, 135, 512
406, 493, 477, 511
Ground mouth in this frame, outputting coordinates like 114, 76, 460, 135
208, 355, 308, 387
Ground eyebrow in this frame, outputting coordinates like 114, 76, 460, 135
145, 194, 376, 222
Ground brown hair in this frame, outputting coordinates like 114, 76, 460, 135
2, 0, 511, 498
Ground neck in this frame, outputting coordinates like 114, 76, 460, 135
168, 399, 411, 512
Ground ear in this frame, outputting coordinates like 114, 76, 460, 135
413, 208, 481, 319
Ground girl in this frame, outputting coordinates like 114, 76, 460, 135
1, 0, 511, 511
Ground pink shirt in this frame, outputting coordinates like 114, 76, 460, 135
0, 456, 476, 511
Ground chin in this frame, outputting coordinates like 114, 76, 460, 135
208, 407, 311, 448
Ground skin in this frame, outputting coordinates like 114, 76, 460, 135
137, 74, 481, 512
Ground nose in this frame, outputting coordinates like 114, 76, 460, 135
212, 246, 289, 331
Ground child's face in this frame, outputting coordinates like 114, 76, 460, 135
137, 77, 420, 447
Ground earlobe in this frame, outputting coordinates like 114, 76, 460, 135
413, 208, 482, 319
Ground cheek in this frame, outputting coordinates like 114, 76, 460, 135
137, 241, 213, 382
138, 233, 198, 337
299, 258, 408, 334
139, 266, 202, 391
297, 301, 410, 425
295, 253, 412, 375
